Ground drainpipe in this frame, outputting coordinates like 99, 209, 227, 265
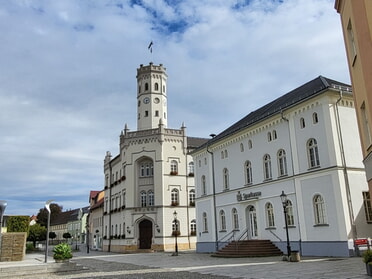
206, 134, 218, 252
281, 111, 302, 255
108, 161, 112, 252
335, 91, 358, 254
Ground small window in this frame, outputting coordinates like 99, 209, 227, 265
313, 194, 327, 225
145, 111, 149, 117
245, 160, 252, 184
240, 143, 244, 152
312, 112, 318, 124
232, 208, 239, 230
145, 83, 149, 91
300, 117, 305, 129
220, 210, 226, 231
263, 154, 272, 180
224, 150, 228, 158
267, 132, 272, 142
140, 191, 147, 207
363, 191, 372, 223
189, 190, 195, 206
221, 151, 224, 159
148, 190, 154, 206
170, 160, 178, 175
265, 203, 275, 227
202, 212, 208, 232
272, 130, 277, 140
277, 149, 288, 176
248, 139, 252, 149
171, 189, 179, 206
307, 138, 320, 168
155, 111, 159, 117
223, 168, 229, 190
201, 175, 207, 195
154, 82, 159, 91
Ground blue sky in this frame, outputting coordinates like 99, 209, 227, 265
0, 0, 349, 216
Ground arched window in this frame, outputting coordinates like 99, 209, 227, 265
202, 212, 208, 232
171, 189, 179, 206
221, 151, 224, 159
188, 162, 194, 176
140, 191, 147, 207
272, 130, 277, 140
286, 200, 294, 226
201, 175, 206, 195
277, 149, 288, 176
172, 219, 179, 233
224, 150, 228, 158
190, 220, 196, 235
313, 112, 319, 124
148, 190, 154, 206
140, 160, 153, 177
307, 138, 320, 168
232, 208, 239, 230
313, 194, 327, 225
170, 160, 178, 175
145, 83, 149, 91
300, 117, 306, 128
248, 139, 253, 149
267, 132, 272, 142
265, 203, 275, 227
220, 210, 226, 231
154, 82, 159, 91
223, 168, 229, 190
240, 143, 244, 152
263, 154, 272, 180
245, 160, 252, 184
189, 190, 195, 206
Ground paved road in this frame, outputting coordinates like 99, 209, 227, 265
5, 250, 372, 278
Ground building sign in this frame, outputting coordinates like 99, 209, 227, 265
237, 191, 262, 202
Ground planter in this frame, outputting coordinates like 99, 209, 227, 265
367, 263, 372, 276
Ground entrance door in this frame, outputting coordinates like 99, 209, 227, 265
246, 206, 258, 239
139, 219, 153, 249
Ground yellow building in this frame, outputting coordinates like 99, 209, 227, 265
335, 1, 372, 212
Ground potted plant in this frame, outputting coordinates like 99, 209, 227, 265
362, 249, 372, 276
53, 243, 72, 263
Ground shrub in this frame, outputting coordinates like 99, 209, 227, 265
362, 250, 372, 264
53, 243, 73, 261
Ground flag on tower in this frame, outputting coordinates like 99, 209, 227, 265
148, 41, 153, 53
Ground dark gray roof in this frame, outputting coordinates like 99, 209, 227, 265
187, 137, 209, 149
196, 76, 351, 150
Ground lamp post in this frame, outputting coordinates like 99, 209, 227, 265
45, 199, 53, 263
172, 211, 178, 256
0, 200, 7, 254
280, 191, 291, 259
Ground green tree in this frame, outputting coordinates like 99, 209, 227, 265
49, 231, 57, 244
63, 232, 72, 241
36, 203, 63, 227
27, 223, 46, 248
7, 216, 30, 232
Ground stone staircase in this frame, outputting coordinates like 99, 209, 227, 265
213, 239, 283, 258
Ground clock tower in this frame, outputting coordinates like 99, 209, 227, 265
136, 62, 168, 131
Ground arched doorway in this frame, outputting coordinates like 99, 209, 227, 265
139, 219, 153, 249
246, 206, 258, 239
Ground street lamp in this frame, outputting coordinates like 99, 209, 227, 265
0, 200, 7, 253
45, 199, 53, 263
172, 210, 178, 256
280, 191, 291, 259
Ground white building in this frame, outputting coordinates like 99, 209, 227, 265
193, 76, 372, 257
102, 63, 207, 252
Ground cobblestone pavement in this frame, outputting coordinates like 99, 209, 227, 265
3, 250, 372, 279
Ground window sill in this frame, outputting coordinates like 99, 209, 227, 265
313, 223, 329, 227
219, 230, 227, 233
263, 178, 272, 182
265, 227, 276, 230
308, 166, 321, 171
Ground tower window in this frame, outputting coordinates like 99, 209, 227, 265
145, 111, 149, 117
145, 83, 149, 91
155, 111, 159, 117
155, 83, 159, 91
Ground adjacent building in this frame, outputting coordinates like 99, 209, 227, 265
88, 190, 104, 250
102, 63, 207, 252
193, 76, 372, 257
335, 0, 372, 204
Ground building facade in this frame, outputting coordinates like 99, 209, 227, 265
102, 63, 207, 252
88, 190, 104, 250
335, 0, 372, 202
193, 76, 372, 257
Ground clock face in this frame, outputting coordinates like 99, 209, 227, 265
143, 97, 150, 104
154, 98, 160, 104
